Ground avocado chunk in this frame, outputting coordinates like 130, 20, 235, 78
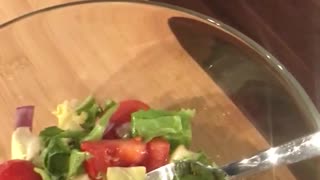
170, 145, 200, 162
106, 167, 146, 180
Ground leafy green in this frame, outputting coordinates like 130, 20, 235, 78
131, 109, 195, 149
39, 126, 64, 146
132, 116, 183, 141
82, 102, 118, 141
68, 150, 88, 177
170, 146, 226, 180
173, 160, 226, 180
80, 103, 99, 130
75, 95, 95, 113
40, 126, 65, 137
35, 98, 120, 179
43, 138, 70, 176
40, 126, 87, 139
101, 99, 116, 112
39, 126, 87, 149
38, 126, 89, 179
34, 168, 51, 180
170, 145, 210, 165
74, 96, 101, 131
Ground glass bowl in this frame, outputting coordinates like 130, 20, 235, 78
0, 1, 319, 179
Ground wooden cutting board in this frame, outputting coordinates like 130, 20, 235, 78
0, 1, 295, 179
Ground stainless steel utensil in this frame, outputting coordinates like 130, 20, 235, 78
146, 131, 320, 179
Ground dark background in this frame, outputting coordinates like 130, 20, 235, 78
154, 0, 320, 111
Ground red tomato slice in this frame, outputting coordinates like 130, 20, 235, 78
104, 100, 150, 139
81, 138, 147, 180
0, 160, 41, 180
110, 100, 150, 124
144, 138, 170, 172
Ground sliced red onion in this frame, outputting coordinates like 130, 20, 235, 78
15, 106, 34, 130
116, 123, 131, 138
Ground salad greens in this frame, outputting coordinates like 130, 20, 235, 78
173, 160, 226, 180
75, 95, 101, 131
82, 101, 118, 141
7, 96, 226, 180
34, 168, 51, 180
67, 150, 88, 177
75, 95, 96, 114
30, 98, 120, 179
169, 145, 227, 180
131, 109, 195, 150
33, 96, 106, 180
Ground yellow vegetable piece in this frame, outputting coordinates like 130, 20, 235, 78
170, 145, 198, 162
52, 100, 87, 131
106, 167, 146, 180
70, 174, 91, 180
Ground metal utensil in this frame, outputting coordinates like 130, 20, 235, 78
146, 131, 320, 179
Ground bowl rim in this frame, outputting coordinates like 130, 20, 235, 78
1, 0, 319, 129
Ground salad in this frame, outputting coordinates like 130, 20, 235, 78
0, 96, 226, 180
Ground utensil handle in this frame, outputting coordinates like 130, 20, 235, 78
222, 131, 320, 177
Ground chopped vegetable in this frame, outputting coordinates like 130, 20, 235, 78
131, 109, 195, 149
82, 102, 118, 141
52, 100, 87, 131
37, 126, 89, 179
104, 100, 150, 139
110, 100, 150, 125
75, 95, 95, 113
171, 148, 225, 180
39, 126, 87, 149
15, 106, 34, 130
174, 160, 226, 180
76, 96, 101, 131
81, 103, 100, 130
68, 150, 89, 177
43, 137, 70, 177
106, 167, 146, 180
34, 168, 51, 180
170, 145, 209, 164
115, 122, 131, 139
144, 138, 170, 172
71, 174, 91, 180
11, 127, 40, 160
81, 138, 147, 179
4, 97, 225, 180
0, 160, 41, 180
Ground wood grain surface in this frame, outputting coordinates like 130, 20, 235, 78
0, 1, 297, 179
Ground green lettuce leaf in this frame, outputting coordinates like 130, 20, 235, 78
131, 109, 195, 149
34, 168, 51, 180
75, 96, 101, 131
43, 138, 70, 177
39, 127, 88, 178
173, 160, 227, 180
75, 95, 95, 113
170, 145, 210, 165
39, 126, 87, 149
68, 150, 89, 177
82, 102, 118, 141
80, 103, 100, 130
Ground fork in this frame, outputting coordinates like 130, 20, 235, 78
146, 131, 320, 179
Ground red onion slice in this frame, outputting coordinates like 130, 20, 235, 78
15, 106, 34, 130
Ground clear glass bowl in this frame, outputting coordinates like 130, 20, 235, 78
0, 1, 319, 179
